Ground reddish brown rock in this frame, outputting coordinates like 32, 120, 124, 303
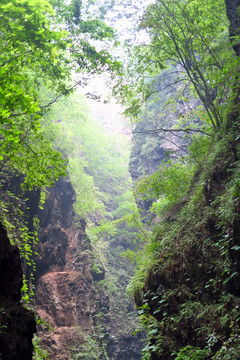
34, 178, 97, 359
35, 177, 142, 359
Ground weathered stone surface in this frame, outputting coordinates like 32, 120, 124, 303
36, 270, 94, 328
38, 326, 84, 360
107, 334, 143, 360
35, 178, 96, 359
35, 176, 143, 359
38, 178, 75, 230
0, 223, 36, 360
36, 227, 68, 278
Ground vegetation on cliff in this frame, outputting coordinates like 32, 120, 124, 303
117, 0, 240, 359
131, 125, 240, 359
0, 0, 127, 358
0, 0, 117, 298
1, 0, 240, 359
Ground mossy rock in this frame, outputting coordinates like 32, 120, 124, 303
91, 264, 105, 281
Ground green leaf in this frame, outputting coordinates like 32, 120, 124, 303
231, 245, 240, 251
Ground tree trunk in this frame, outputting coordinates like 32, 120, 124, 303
225, 0, 240, 56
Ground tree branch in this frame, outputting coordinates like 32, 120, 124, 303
132, 127, 211, 136
39, 81, 82, 110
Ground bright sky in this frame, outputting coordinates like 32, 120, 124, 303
106, 0, 153, 43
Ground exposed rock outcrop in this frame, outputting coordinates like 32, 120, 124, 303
0, 223, 36, 360
34, 178, 95, 359
129, 67, 199, 217
35, 177, 143, 359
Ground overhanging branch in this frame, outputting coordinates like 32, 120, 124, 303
132, 127, 211, 136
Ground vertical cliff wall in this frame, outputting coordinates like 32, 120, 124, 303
34, 177, 96, 359
34, 177, 143, 359
129, 66, 200, 217
0, 223, 36, 360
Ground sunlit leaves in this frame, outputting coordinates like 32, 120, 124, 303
135, 160, 193, 215
0, 0, 120, 190
0, 0, 71, 188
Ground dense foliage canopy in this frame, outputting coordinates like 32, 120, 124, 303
0, 0, 117, 190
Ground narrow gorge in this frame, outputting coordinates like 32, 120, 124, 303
1, 0, 240, 359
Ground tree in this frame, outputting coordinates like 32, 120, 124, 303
126, 2, 240, 359
0, 0, 119, 306
225, 0, 240, 56
0, 0, 119, 190
48, 0, 120, 75
0, 0, 69, 188
114, 0, 238, 132
224, 0, 240, 125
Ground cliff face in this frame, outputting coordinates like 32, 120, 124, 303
0, 223, 36, 360
133, 126, 240, 359
34, 177, 142, 359
34, 177, 95, 359
129, 3, 240, 358
129, 66, 199, 215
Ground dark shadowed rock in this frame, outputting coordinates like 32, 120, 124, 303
0, 223, 36, 360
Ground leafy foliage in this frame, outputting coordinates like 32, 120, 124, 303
174, 345, 210, 360
71, 332, 108, 360
0, 0, 119, 190
0, 1, 122, 356
33, 335, 49, 360
122, 6, 240, 360
0, 188, 40, 303
46, 92, 134, 223
0, 0, 70, 188
114, 0, 239, 132
135, 159, 193, 216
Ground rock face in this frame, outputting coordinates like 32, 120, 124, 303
35, 177, 143, 359
0, 222, 36, 360
128, 68, 200, 220
129, 66, 200, 207
133, 128, 240, 359
35, 178, 94, 359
